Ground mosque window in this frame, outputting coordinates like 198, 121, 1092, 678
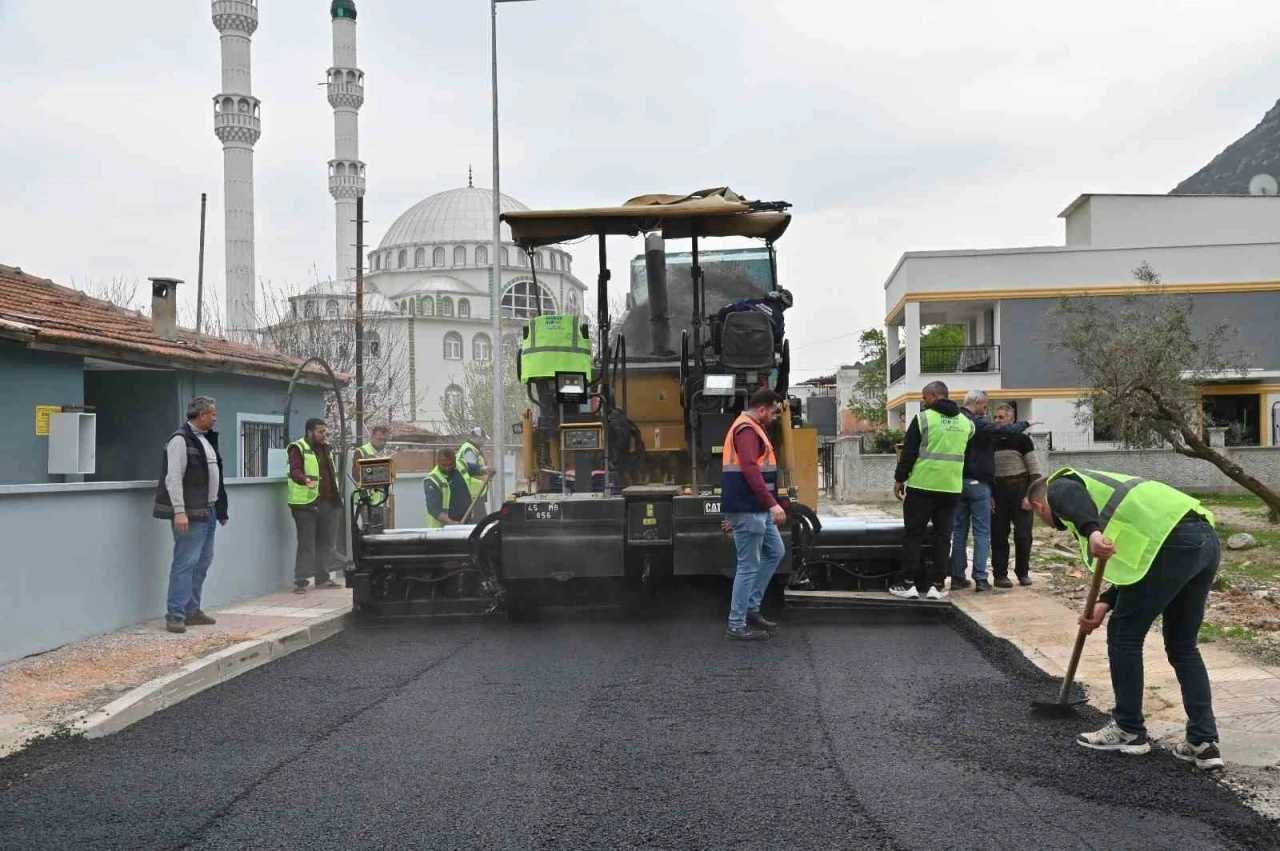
326, 299, 340, 319
444, 384, 463, 414
440, 296, 454, 317
502, 247, 510, 266
567, 291, 580, 315
476, 245, 489, 266
304, 301, 319, 319
433, 247, 446, 267
454, 246, 467, 266
472, 333, 491, 361
397, 250, 407, 269
501, 280, 556, 318
458, 298, 471, 318
443, 332, 463, 361
419, 296, 434, 316
415, 248, 425, 267
366, 331, 381, 358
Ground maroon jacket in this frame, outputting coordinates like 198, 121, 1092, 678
733, 426, 777, 510
287, 439, 339, 501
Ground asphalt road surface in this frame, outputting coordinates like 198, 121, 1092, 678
2, 605, 1277, 850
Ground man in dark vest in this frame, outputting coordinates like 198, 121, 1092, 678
153, 396, 229, 634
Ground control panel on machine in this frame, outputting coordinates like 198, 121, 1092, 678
355, 456, 394, 488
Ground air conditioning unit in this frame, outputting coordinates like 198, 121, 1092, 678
48, 412, 96, 475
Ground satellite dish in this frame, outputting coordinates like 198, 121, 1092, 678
1248, 173, 1278, 196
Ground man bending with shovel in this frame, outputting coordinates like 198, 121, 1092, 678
1026, 469, 1224, 771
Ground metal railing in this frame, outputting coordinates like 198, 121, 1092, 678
888, 353, 906, 383
920, 345, 999, 374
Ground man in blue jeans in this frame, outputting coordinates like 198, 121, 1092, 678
951, 390, 1033, 592
152, 396, 229, 634
721, 389, 786, 641
1027, 470, 1224, 771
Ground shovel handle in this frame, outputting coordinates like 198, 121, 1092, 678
1058, 555, 1109, 704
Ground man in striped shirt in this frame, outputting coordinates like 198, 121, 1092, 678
991, 403, 1041, 587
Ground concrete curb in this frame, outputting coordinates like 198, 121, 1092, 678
74, 608, 350, 740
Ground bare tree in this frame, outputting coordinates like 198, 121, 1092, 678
256, 281, 413, 437
1050, 262, 1280, 522
70, 277, 146, 313
437, 337, 525, 436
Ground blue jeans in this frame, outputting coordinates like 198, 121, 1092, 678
167, 510, 217, 619
725, 512, 785, 629
951, 479, 991, 582
1108, 516, 1220, 743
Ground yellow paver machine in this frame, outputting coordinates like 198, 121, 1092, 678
348, 189, 932, 618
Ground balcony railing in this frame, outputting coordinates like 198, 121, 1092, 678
920, 345, 1000, 374
889, 353, 906, 384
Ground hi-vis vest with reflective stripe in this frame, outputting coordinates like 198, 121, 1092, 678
457, 440, 486, 499
906, 408, 974, 494
720, 413, 778, 513
355, 442, 386, 506
519, 314, 594, 384
1047, 467, 1213, 586
424, 468, 453, 529
286, 439, 334, 506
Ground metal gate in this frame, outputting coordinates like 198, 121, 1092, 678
1273, 402, 1280, 448
818, 440, 836, 495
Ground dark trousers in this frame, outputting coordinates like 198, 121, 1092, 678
291, 500, 340, 585
900, 488, 957, 592
992, 475, 1033, 579
1108, 515, 1220, 743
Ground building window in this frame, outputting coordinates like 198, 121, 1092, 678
472, 332, 491, 361
304, 301, 318, 319
397, 249, 407, 269
501, 280, 556, 318
399, 301, 407, 314
325, 299, 340, 319
419, 296, 434, 316
502, 247, 510, 266
444, 331, 463, 360
240, 417, 285, 478
415, 247, 425, 267
366, 330, 381, 358
444, 384, 463, 416
440, 296, 454, 317
408, 299, 416, 316
454, 245, 467, 266
476, 245, 489, 266
458, 298, 471, 318
566, 291, 579, 315
433, 247, 446, 267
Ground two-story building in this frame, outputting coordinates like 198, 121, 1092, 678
883, 194, 1280, 449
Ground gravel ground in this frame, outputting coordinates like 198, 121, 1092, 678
1, 603, 1277, 851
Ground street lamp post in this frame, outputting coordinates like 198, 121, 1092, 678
491, 0, 535, 506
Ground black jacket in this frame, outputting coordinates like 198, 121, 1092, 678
958, 408, 1031, 485
894, 400, 1030, 485
153, 423, 229, 522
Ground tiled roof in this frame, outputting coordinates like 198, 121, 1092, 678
0, 264, 334, 385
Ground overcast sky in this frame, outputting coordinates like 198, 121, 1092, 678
3, 0, 1278, 379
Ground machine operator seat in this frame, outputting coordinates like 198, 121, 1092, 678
716, 310, 776, 372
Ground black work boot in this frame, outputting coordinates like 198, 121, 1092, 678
993, 575, 1014, 589
725, 626, 772, 641
164, 615, 186, 634
747, 610, 779, 633
186, 610, 217, 626
1017, 574, 1033, 587
951, 576, 971, 591
974, 579, 992, 592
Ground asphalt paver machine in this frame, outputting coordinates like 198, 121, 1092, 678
347, 189, 933, 618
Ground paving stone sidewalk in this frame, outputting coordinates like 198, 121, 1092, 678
0, 581, 351, 757
821, 501, 1280, 767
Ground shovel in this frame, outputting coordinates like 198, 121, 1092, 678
1032, 555, 1108, 715
459, 472, 493, 525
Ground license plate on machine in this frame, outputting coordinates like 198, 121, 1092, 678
702, 501, 721, 515
525, 502, 561, 521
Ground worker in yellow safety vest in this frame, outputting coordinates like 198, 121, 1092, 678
457, 427, 496, 514
424, 448, 474, 528
1026, 470, 1224, 770
351, 424, 390, 507
286, 418, 341, 594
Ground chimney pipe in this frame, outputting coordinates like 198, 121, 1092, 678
644, 233, 671, 356
149, 277, 183, 342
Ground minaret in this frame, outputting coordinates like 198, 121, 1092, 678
212, 0, 260, 338
328, 0, 365, 286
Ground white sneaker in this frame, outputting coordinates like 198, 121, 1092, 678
1077, 720, 1151, 755
888, 584, 919, 600
926, 586, 948, 601
1172, 740, 1225, 772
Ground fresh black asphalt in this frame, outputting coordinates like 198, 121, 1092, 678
2, 604, 1277, 850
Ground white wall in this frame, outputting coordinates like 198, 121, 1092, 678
1064, 195, 1280, 250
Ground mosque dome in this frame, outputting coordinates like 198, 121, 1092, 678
377, 186, 529, 248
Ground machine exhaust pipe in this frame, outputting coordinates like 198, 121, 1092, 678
644, 232, 672, 355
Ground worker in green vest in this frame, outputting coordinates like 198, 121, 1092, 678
425, 448, 474, 528
890, 381, 1032, 601
458, 426, 495, 514
351, 424, 390, 507
1026, 469, 1223, 771
286, 418, 342, 593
